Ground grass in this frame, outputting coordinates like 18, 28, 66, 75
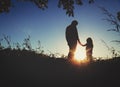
0, 48, 120, 87
0, 35, 120, 87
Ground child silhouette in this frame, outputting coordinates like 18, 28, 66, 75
82, 37, 93, 62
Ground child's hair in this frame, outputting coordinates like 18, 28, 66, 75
86, 37, 93, 47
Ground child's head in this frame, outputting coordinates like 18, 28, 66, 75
86, 37, 93, 45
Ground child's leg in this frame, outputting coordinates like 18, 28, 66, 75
87, 55, 93, 62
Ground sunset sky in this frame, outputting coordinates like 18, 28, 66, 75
0, 0, 120, 59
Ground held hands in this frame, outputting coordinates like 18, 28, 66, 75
78, 40, 85, 46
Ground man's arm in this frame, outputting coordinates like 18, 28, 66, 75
75, 27, 82, 46
77, 39, 82, 46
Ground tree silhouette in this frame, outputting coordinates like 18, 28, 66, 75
117, 11, 120, 21
0, 0, 95, 17
0, 0, 120, 17
100, 7, 120, 44
100, 7, 120, 32
0, 0, 11, 13
100, 7, 120, 57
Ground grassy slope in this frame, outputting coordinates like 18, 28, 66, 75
0, 49, 120, 87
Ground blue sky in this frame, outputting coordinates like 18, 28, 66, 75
0, 0, 120, 58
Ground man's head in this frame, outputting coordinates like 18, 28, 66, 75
71, 20, 78, 26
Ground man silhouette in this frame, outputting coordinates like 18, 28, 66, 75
65, 20, 81, 60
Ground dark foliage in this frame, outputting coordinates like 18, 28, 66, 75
0, 0, 11, 13
101, 39, 119, 58
117, 11, 120, 21
0, 49, 120, 87
22, 35, 32, 51
100, 7, 120, 32
100, 7, 120, 46
0, 0, 95, 17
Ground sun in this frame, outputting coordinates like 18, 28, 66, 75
72, 44, 88, 65
75, 44, 86, 61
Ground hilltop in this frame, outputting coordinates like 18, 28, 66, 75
0, 49, 120, 87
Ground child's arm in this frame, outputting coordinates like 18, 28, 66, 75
81, 43, 87, 47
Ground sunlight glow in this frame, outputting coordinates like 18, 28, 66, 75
75, 44, 86, 61
73, 44, 89, 65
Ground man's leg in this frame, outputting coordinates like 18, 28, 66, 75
68, 44, 77, 60
68, 50, 74, 60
